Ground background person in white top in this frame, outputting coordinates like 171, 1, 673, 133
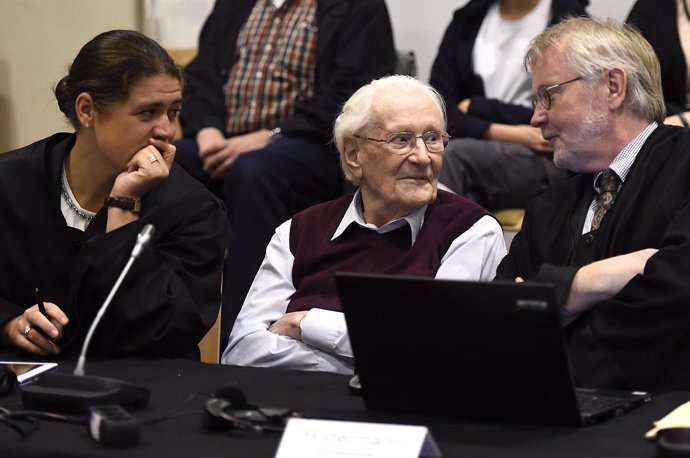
222, 75, 506, 374
431, 0, 589, 212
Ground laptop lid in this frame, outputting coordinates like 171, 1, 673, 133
336, 272, 651, 426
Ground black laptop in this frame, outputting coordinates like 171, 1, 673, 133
335, 272, 652, 426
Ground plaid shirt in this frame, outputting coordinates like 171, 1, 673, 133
224, 0, 317, 134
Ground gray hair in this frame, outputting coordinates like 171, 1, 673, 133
525, 16, 664, 122
333, 74, 446, 185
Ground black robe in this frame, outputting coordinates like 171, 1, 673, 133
497, 124, 690, 393
0, 133, 229, 359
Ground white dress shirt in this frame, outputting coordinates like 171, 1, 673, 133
222, 191, 507, 374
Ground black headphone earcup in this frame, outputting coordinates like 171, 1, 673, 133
203, 385, 248, 432
214, 385, 247, 407
203, 398, 232, 431
657, 428, 690, 457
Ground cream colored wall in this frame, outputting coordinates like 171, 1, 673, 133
0, 0, 141, 153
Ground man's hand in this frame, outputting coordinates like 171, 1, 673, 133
197, 128, 270, 179
1, 303, 69, 355
268, 311, 308, 341
565, 248, 658, 314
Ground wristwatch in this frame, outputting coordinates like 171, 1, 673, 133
267, 127, 283, 143
104, 196, 141, 214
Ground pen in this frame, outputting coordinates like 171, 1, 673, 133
35, 287, 48, 318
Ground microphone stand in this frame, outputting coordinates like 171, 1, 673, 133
74, 224, 153, 376
19, 225, 155, 415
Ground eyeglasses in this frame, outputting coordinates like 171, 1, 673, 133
353, 130, 450, 155
531, 76, 583, 110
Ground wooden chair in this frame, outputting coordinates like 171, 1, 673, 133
199, 262, 225, 364
199, 307, 222, 364
166, 47, 197, 67
493, 208, 525, 232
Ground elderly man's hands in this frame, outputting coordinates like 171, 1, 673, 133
269, 311, 308, 341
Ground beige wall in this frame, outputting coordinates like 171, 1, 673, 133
0, 0, 141, 153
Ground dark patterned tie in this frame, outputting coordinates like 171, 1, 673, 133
591, 170, 620, 231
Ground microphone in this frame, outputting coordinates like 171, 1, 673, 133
19, 224, 155, 415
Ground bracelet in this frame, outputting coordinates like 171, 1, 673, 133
678, 112, 689, 127
297, 314, 307, 339
104, 196, 141, 214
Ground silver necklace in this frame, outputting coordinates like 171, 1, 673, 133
61, 176, 94, 224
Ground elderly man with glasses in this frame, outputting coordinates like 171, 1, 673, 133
222, 75, 507, 374
496, 17, 690, 393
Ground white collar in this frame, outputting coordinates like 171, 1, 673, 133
331, 189, 428, 245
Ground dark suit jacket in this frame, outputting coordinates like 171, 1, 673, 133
627, 0, 688, 115
0, 134, 229, 359
496, 125, 690, 393
429, 0, 589, 138
180, 0, 396, 143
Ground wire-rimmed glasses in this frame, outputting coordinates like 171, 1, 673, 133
531, 76, 583, 110
353, 130, 450, 155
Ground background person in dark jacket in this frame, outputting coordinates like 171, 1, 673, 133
626, 0, 690, 126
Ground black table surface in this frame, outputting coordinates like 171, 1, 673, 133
0, 357, 684, 457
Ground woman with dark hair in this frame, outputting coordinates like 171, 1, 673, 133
0, 30, 229, 360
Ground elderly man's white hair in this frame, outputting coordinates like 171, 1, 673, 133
333, 74, 446, 185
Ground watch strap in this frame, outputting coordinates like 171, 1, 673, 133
104, 196, 141, 214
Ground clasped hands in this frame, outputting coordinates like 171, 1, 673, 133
268, 311, 308, 341
196, 128, 270, 179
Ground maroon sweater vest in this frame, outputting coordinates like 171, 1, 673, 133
286, 190, 490, 313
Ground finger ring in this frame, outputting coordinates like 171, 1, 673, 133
147, 154, 159, 164
22, 325, 31, 337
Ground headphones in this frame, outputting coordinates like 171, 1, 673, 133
657, 428, 690, 457
203, 384, 297, 433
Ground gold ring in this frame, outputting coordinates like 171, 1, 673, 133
147, 154, 159, 164
22, 325, 31, 337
